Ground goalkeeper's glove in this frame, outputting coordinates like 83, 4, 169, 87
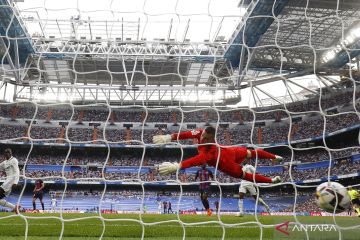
272, 155, 283, 164
158, 162, 180, 175
271, 176, 281, 183
153, 134, 172, 144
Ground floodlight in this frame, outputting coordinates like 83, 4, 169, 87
345, 35, 355, 45
334, 45, 342, 53
323, 51, 336, 62
350, 28, 360, 38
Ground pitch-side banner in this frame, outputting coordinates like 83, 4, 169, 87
261, 212, 353, 216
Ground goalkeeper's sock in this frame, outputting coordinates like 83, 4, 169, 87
250, 149, 276, 160
238, 199, 244, 214
33, 202, 36, 210
243, 172, 272, 183
0, 199, 15, 209
41, 202, 44, 211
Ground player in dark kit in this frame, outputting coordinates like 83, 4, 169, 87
33, 179, 45, 211
168, 201, 173, 213
195, 165, 214, 216
214, 201, 219, 214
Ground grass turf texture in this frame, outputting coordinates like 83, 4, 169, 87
0, 213, 358, 240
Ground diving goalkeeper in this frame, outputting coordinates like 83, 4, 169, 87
153, 126, 282, 184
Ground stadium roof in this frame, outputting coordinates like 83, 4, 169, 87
248, 0, 360, 72
0, 0, 358, 106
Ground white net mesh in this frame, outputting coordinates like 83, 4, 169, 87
0, 0, 359, 239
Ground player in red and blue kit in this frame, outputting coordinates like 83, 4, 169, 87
195, 165, 214, 216
153, 126, 282, 183
33, 179, 45, 211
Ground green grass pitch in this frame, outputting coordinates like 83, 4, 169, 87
0, 213, 358, 240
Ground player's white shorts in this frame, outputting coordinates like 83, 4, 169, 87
0, 177, 17, 196
239, 183, 257, 196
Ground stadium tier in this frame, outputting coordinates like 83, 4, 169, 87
0, 143, 358, 182
0, 89, 360, 146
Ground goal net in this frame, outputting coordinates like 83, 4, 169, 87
0, 0, 359, 239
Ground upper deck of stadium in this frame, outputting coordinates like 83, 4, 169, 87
0, 0, 358, 106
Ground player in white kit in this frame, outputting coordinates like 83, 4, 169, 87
51, 198, 57, 213
157, 201, 162, 214
238, 164, 271, 216
0, 149, 20, 213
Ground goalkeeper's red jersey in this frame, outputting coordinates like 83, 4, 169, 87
171, 129, 250, 177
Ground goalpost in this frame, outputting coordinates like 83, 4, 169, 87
0, 0, 359, 239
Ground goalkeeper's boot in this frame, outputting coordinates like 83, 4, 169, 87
237, 212, 243, 217
207, 208, 212, 216
271, 176, 281, 184
272, 155, 283, 165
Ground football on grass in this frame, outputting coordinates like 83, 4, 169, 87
316, 182, 350, 213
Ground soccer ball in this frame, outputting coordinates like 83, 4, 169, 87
315, 182, 350, 213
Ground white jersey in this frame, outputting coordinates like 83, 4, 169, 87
0, 156, 20, 184
0, 156, 20, 195
51, 198, 57, 212
241, 164, 256, 186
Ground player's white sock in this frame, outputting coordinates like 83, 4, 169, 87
238, 199, 244, 215
0, 199, 15, 209
258, 197, 271, 213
